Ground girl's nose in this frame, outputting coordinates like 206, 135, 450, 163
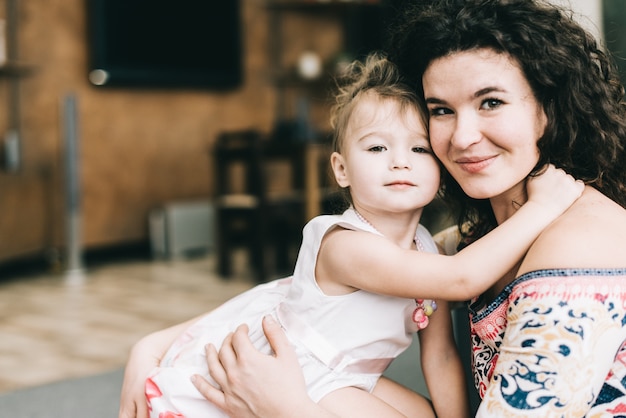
391, 150, 412, 170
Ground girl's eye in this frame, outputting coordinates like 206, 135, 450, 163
368, 145, 386, 153
481, 98, 503, 110
412, 146, 431, 154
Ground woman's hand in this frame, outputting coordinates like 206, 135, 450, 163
192, 315, 330, 418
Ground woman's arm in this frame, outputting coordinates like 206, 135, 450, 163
419, 300, 470, 418
118, 315, 205, 418
319, 165, 583, 301
368, 300, 466, 418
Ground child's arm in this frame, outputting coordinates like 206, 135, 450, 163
317, 165, 584, 301
119, 315, 206, 418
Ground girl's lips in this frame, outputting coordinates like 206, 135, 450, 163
455, 155, 496, 174
386, 181, 416, 189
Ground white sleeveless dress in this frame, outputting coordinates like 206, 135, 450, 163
147, 207, 438, 417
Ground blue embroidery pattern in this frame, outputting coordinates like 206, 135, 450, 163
469, 268, 626, 416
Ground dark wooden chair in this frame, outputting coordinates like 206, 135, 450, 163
213, 130, 306, 283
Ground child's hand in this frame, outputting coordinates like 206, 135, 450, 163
526, 164, 584, 216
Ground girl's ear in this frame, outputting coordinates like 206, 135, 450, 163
330, 151, 350, 188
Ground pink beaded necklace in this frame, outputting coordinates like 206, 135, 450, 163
353, 209, 437, 330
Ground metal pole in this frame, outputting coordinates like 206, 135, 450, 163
63, 93, 84, 281
4, 0, 21, 172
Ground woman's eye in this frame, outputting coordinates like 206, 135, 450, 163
428, 107, 452, 117
481, 98, 503, 110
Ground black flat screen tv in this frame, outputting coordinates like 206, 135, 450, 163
86, 0, 243, 90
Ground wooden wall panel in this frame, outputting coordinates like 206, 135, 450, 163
0, 0, 340, 263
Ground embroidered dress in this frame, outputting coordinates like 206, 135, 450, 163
469, 268, 626, 417
146, 208, 437, 418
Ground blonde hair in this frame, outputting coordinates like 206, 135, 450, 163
330, 52, 426, 154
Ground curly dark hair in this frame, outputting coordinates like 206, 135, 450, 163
386, 0, 626, 236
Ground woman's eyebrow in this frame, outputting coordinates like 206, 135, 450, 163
424, 97, 446, 105
474, 86, 505, 97
425, 86, 505, 104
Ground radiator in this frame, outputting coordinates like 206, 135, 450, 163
149, 200, 215, 258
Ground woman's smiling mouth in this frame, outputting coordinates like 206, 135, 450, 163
455, 155, 497, 174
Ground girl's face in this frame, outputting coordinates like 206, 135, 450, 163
331, 93, 440, 217
423, 48, 547, 203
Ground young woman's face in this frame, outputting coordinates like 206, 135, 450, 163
423, 48, 547, 202
331, 93, 440, 216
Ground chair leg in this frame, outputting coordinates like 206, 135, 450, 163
251, 213, 267, 283
217, 211, 232, 278
274, 230, 290, 274
273, 205, 303, 274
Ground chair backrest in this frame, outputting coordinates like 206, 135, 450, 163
214, 130, 266, 202
213, 130, 307, 207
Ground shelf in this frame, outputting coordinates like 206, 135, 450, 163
266, 0, 389, 126
269, 68, 334, 88
0, 62, 33, 77
267, 0, 382, 12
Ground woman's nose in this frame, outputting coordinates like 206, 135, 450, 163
450, 113, 482, 149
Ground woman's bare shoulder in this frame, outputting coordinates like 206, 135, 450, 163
518, 187, 626, 274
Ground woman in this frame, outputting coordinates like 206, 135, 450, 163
189, 1, 626, 417
120, 0, 626, 416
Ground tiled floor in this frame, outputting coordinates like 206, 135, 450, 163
0, 253, 258, 393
